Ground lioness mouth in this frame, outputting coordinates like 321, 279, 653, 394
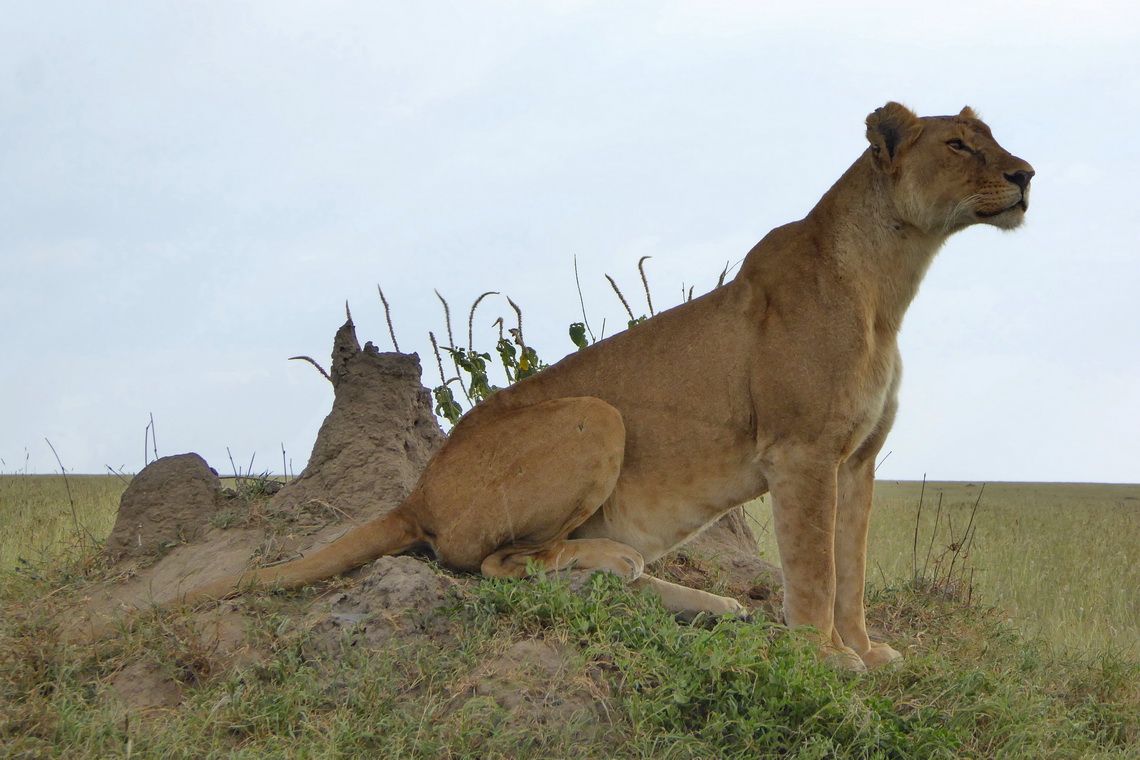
976, 197, 1028, 218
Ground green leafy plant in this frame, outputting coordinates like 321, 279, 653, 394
422, 256, 699, 426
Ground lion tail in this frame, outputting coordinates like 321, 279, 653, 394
172, 499, 427, 606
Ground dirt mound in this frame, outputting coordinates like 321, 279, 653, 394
91, 317, 446, 609
306, 555, 474, 655
109, 658, 186, 712
103, 453, 225, 563
455, 637, 612, 741
270, 318, 445, 523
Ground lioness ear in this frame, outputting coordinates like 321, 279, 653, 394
866, 102, 923, 169
958, 105, 979, 120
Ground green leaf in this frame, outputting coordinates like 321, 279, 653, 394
569, 322, 589, 350
431, 385, 463, 425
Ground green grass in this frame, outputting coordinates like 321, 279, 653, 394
745, 481, 1140, 656
1, 564, 1137, 759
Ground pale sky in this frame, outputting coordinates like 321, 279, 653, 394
2, 1, 1138, 483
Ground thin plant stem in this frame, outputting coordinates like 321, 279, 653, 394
638, 255, 655, 316
288, 356, 332, 382
605, 274, 636, 323
45, 438, 92, 544
573, 256, 596, 342
377, 285, 400, 352
507, 297, 526, 349
468, 291, 499, 352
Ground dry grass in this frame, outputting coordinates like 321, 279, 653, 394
0, 475, 126, 572
5, 474, 1137, 656
746, 480, 1140, 656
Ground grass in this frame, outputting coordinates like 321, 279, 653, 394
874, 481, 1140, 657
2, 476, 1138, 757
1, 562, 1137, 759
0, 475, 127, 573
0, 474, 292, 573
5, 475, 1137, 654
745, 481, 1140, 656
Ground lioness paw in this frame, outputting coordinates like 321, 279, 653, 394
826, 648, 869, 674
585, 545, 644, 580
860, 642, 903, 670
716, 596, 749, 618
604, 549, 644, 580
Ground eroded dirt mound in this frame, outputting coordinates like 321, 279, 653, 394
455, 637, 611, 741
109, 658, 186, 712
103, 453, 225, 563
271, 319, 445, 523
90, 319, 447, 609
306, 555, 474, 655
668, 506, 783, 619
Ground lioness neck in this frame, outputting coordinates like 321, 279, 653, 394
822, 152, 951, 331
741, 152, 949, 335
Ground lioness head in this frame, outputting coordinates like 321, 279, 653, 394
865, 102, 1034, 235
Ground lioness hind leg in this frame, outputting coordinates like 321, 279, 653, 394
424, 396, 627, 573
631, 575, 748, 619
481, 537, 645, 580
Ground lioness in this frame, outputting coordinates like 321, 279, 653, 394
178, 102, 1033, 671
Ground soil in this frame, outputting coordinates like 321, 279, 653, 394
103, 453, 227, 563
271, 318, 445, 522
84, 317, 781, 721
305, 555, 474, 656
456, 636, 612, 742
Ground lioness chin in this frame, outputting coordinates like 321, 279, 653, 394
170, 102, 1033, 673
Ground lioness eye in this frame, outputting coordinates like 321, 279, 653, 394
947, 139, 969, 151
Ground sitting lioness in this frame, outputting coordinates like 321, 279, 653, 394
178, 102, 1033, 671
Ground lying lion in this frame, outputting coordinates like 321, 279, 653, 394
176, 102, 1033, 672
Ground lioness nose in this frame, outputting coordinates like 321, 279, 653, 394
1005, 169, 1034, 191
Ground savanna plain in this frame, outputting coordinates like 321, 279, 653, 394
1, 473, 1138, 758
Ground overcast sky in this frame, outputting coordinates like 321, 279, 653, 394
2, 1, 1138, 483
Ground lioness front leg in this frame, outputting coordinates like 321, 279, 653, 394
766, 450, 865, 672
836, 458, 902, 669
